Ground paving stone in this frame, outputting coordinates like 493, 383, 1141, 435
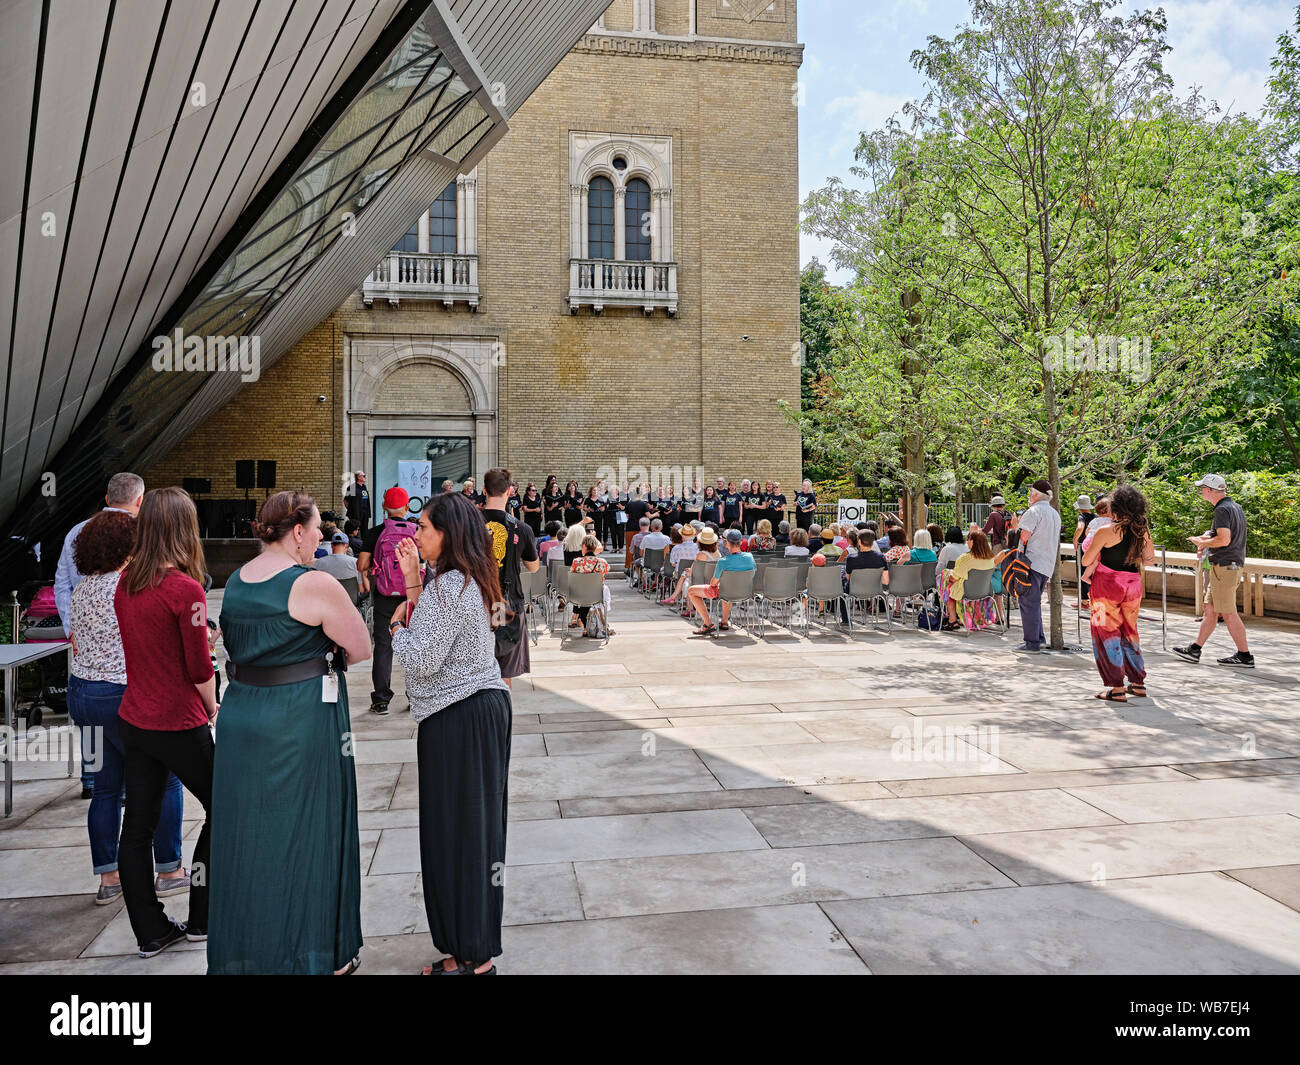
822, 873, 1300, 974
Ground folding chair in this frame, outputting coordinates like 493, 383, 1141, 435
684, 559, 716, 621
846, 567, 890, 634
920, 560, 938, 595
803, 565, 847, 635
547, 565, 571, 631
959, 567, 1007, 634
886, 563, 932, 633
640, 547, 666, 599
522, 567, 548, 644
563, 571, 609, 645
715, 569, 762, 637
336, 575, 360, 607
760, 564, 801, 630
667, 557, 694, 609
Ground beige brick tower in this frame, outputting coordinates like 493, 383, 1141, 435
146, 0, 804, 513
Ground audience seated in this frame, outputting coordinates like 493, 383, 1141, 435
908, 529, 938, 564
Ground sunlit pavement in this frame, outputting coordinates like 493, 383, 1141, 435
4, 559, 1300, 974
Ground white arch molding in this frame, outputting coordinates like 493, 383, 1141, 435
343, 334, 499, 488
569, 131, 673, 261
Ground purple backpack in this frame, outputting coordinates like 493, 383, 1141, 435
371, 519, 418, 597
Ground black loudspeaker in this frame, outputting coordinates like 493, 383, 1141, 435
183, 477, 212, 495
256, 460, 277, 490
235, 460, 255, 490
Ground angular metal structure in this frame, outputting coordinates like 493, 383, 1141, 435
0, 0, 610, 582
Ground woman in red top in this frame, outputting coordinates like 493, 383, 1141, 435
114, 487, 216, 958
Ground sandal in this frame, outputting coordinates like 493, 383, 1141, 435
420, 957, 458, 975
1125, 684, 1148, 698
336, 955, 360, 976
691, 624, 717, 637
718, 623, 730, 631
1094, 689, 1128, 701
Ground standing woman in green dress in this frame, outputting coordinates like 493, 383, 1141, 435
209, 491, 371, 974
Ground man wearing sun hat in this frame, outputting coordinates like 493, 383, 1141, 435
1174, 474, 1255, 668
982, 494, 1010, 549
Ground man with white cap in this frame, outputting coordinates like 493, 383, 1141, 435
1012, 479, 1061, 654
1174, 475, 1254, 667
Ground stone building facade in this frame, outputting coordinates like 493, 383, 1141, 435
145, 0, 804, 514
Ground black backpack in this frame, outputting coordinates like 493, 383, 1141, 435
486, 513, 525, 658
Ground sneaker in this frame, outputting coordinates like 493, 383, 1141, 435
1217, 651, 1255, 668
94, 883, 123, 906
138, 920, 188, 958
1172, 643, 1202, 663
185, 927, 207, 942
155, 870, 190, 897
1012, 643, 1046, 654
369, 700, 389, 716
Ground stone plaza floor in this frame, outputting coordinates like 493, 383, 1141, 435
3, 563, 1300, 974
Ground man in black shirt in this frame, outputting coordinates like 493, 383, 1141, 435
1174, 474, 1254, 667
624, 491, 649, 567
483, 468, 540, 684
344, 471, 372, 534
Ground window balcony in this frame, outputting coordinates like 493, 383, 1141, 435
568, 258, 677, 316
362, 252, 479, 310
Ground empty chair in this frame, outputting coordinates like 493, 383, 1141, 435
846, 567, 890, 634
751, 564, 766, 596
563, 571, 609, 644
804, 565, 847, 635
547, 566, 571, 630
886, 563, 931, 632
760, 564, 801, 630
521, 567, 549, 644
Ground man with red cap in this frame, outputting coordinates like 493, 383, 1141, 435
358, 486, 422, 715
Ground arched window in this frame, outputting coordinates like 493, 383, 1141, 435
429, 181, 456, 253
624, 178, 651, 261
393, 221, 419, 253
588, 176, 614, 259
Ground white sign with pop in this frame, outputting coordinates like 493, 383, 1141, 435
836, 498, 871, 525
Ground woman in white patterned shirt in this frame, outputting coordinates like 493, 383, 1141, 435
66, 511, 187, 905
389, 492, 511, 976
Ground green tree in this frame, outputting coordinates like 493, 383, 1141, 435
804, 0, 1293, 647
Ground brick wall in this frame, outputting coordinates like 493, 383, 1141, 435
144, 11, 804, 516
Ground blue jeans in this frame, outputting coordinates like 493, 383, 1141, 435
66, 675, 183, 875
1018, 569, 1049, 649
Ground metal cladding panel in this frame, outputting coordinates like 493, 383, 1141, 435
0, 0, 606, 580
0, 0, 410, 545
449, 0, 611, 116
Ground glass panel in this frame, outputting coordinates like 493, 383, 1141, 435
393, 221, 420, 254
373, 436, 473, 513
588, 176, 614, 259
429, 181, 456, 254
625, 179, 651, 261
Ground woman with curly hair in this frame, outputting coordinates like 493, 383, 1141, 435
1080, 484, 1155, 702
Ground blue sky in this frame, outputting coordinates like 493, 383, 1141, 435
798, 0, 1299, 281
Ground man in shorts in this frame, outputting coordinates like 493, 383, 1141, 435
1174, 474, 1254, 667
